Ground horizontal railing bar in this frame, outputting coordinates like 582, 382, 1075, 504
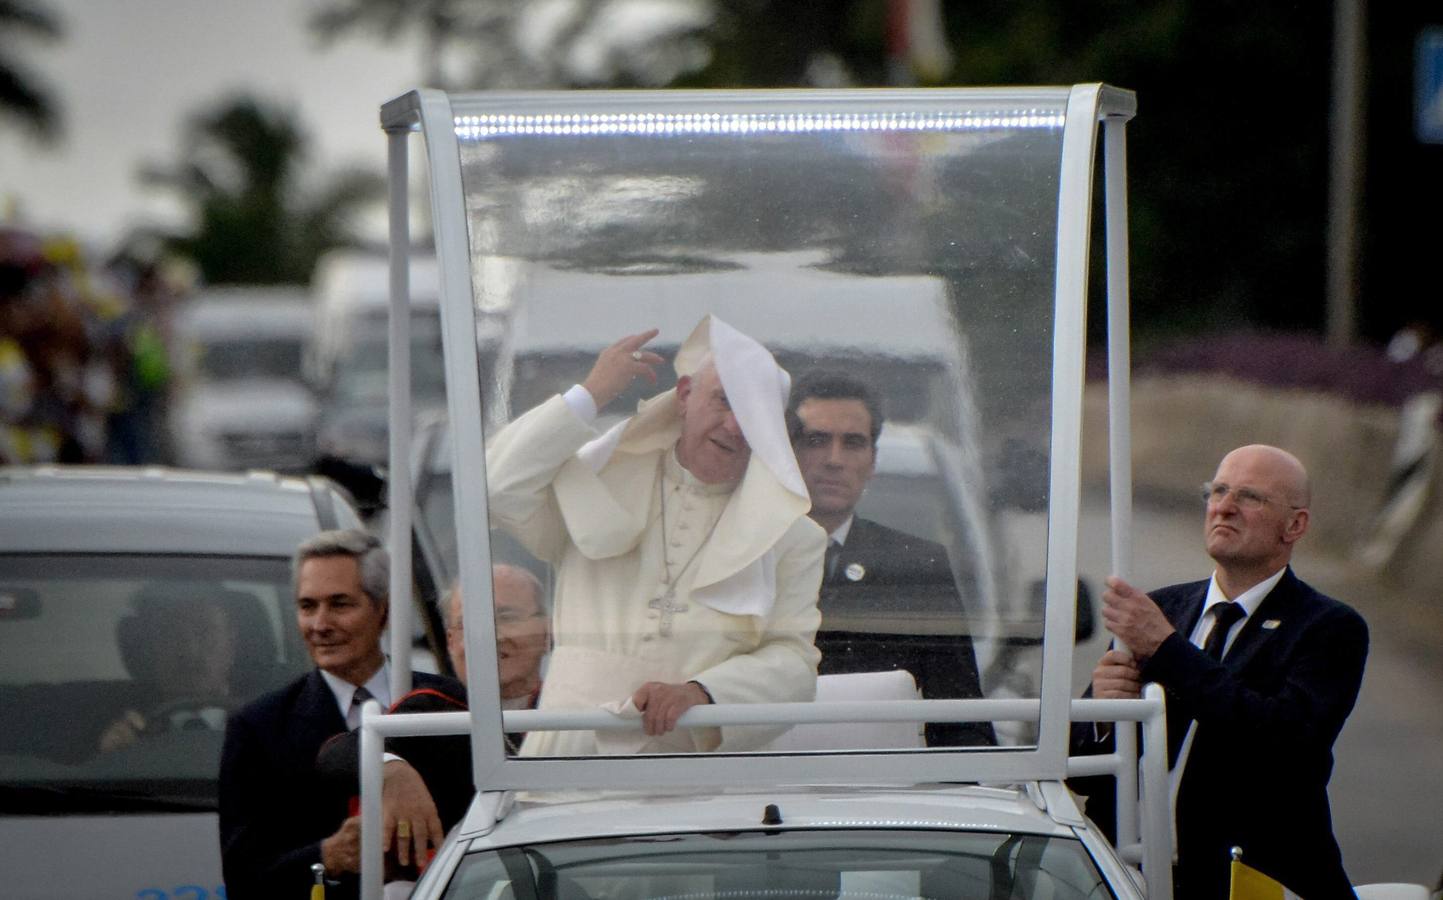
362, 698, 1161, 739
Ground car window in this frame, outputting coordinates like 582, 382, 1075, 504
337, 312, 448, 404
0, 554, 310, 809
199, 337, 306, 381
440, 829, 1112, 900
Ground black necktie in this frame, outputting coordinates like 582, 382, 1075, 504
348, 686, 373, 729
824, 540, 842, 582
1202, 602, 1245, 660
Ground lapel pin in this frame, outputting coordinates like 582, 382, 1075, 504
844, 563, 866, 582
1262, 619, 1282, 630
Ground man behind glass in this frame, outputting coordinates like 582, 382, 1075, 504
787, 369, 994, 747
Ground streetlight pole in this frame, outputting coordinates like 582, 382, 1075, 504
1327, 0, 1366, 347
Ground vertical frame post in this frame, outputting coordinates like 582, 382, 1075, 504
1040, 83, 1103, 768
1103, 113, 1139, 851
359, 699, 385, 900
1140, 684, 1174, 900
387, 128, 415, 703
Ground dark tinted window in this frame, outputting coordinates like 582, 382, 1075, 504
0, 554, 309, 811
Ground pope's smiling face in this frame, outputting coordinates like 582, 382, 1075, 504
675, 362, 751, 485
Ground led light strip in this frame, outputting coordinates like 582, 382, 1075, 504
454, 109, 1064, 140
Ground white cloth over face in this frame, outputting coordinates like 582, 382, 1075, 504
566, 315, 810, 618
485, 315, 825, 756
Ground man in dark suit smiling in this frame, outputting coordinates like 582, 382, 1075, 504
787, 370, 993, 747
219, 529, 457, 899
1078, 445, 1367, 900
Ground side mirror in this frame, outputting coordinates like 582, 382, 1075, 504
1074, 579, 1095, 643
1025, 577, 1096, 644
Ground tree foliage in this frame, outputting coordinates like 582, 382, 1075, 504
311, 0, 1404, 340
0, 0, 64, 141
141, 95, 383, 285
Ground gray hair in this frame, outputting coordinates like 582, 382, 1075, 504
292, 529, 389, 607
444, 563, 547, 630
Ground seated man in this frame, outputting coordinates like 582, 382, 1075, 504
100, 583, 241, 753
787, 370, 994, 747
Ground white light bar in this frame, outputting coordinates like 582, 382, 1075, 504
454, 109, 1065, 141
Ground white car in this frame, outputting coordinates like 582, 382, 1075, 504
170, 286, 318, 472
414, 782, 1139, 899
0, 465, 365, 900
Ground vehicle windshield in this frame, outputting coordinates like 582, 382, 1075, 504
335, 312, 448, 405
441, 829, 1111, 900
446, 93, 1070, 756
199, 337, 306, 381
0, 554, 311, 811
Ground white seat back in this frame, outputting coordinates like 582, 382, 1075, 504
764, 670, 925, 752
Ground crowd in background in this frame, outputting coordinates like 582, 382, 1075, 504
0, 225, 186, 466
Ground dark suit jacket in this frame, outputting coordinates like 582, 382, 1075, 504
815, 516, 995, 747
218, 668, 456, 900
312, 682, 540, 835
1071, 568, 1368, 900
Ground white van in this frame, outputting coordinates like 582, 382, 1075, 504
169, 287, 317, 472
489, 250, 968, 436
309, 251, 448, 468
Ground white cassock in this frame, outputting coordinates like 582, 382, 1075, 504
486, 316, 826, 755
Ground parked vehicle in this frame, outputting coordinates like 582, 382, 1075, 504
169, 286, 317, 472
0, 466, 365, 900
309, 251, 448, 470
413, 783, 1139, 899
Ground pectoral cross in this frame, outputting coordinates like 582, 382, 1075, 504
648, 591, 688, 637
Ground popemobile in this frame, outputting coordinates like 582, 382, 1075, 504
353, 84, 1431, 900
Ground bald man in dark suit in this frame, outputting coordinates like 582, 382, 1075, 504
1074, 445, 1367, 900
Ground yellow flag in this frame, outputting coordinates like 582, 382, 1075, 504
1229, 856, 1299, 900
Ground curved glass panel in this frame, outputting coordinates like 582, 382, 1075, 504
452, 92, 1066, 755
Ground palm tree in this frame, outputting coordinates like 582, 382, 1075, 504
308, 0, 711, 89
141, 95, 383, 285
0, 0, 63, 140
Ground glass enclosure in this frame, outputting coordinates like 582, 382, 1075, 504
384, 86, 1130, 780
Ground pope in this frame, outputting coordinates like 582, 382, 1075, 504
486, 315, 826, 755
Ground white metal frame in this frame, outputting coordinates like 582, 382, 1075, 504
372, 83, 1151, 899
359, 687, 1173, 898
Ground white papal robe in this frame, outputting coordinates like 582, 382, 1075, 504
486, 393, 825, 756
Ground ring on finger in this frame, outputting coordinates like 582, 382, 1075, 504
630, 350, 643, 361
396, 820, 412, 838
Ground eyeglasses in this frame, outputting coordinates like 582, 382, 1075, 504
495, 608, 547, 627
1200, 481, 1304, 511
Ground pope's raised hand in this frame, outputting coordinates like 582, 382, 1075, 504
582, 329, 665, 410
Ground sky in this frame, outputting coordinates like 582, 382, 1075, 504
0, 0, 424, 250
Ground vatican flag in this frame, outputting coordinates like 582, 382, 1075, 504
1229, 847, 1301, 900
